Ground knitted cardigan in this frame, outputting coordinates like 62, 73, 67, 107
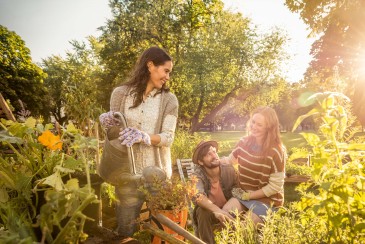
110, 85, 179, 177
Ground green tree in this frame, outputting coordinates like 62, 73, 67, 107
0, 25, 49, 118
98, 0, 221, 109
285, 0, 365, 128
42, 38, 103, 131
99, 0, 288, 132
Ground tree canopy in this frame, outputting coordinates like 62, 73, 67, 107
0, 25, 49, 118
285, 0, 365, 128
98, 0, 289, 131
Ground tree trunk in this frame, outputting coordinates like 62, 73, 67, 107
190, 85, 259, 132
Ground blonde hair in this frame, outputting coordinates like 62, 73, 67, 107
246, 106, 283, 157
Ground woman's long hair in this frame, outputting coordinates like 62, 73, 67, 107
246, 106, 283, 157
125, 46, 172, 108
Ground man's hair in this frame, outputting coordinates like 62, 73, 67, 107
197, 144, 212, 163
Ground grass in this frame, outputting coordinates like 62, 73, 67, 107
197, 130, 245, 156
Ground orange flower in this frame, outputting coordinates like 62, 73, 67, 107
38, 130, 63, 150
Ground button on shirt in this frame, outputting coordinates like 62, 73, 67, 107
124, 89, 162, 174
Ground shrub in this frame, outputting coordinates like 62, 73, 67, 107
171, 129, 207, 164
215, 210, 260, 244
260, 205, 326, 244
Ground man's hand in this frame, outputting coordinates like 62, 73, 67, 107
212, 209, 234, 225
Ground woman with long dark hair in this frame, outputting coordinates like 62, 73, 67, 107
99, 46, 178, 240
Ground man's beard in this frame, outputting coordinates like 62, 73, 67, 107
204, 159, 220, 169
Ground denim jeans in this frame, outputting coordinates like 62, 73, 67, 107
115, 180, 145, 237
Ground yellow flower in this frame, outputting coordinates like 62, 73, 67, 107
38, 130, 63, 150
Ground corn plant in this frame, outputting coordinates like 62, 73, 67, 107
291, 92, 365, 243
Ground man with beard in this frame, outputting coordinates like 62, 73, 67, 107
191, 141, 238, 244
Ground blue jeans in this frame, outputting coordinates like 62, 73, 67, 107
115, 180, 145, 237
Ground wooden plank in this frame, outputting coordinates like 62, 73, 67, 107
0, 93, 15, 121
155, 213, 205, 244
142, 222, 187, 244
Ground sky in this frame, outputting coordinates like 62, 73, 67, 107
0, 0, 315, 83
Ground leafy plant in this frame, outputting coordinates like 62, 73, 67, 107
291, 92, 365, 243
285, 162, 311, 177
139, 176, 197, 216
0, 118, 99, 243
260, 205, 326, 244
215, 210, 259, 244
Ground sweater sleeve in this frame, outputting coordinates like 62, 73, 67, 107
156, 93, 179, 147
110, 86, 127, 112
262, 146, 286, 196
262, 172, 285, 197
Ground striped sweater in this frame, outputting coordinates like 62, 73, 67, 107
231, 138, 286, 207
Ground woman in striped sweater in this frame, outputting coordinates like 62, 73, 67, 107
222, 106, 286, 225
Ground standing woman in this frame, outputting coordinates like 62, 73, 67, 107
222, 106, 286, 225
99, 46, 178, 240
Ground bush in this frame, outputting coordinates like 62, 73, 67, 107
171, 129, 207, 164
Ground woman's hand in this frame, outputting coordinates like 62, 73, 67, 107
119, 127, 151, 147
99, 111, 121, 128
232, 187, 250, 201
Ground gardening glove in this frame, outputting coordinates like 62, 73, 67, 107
232, 187, 250, 201
119, 127, 151, 147
99, 111, 121, 128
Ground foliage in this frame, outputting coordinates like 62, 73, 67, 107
291, 92, 365, 243
139, 176, 197, 215
98, 0, 289, 132
260, 206, 326, 244
285, 147, 312, 176
286, 162, 311, 177
0, 25, 49, 119
215, 210, 259, 244
170, 129, 207, 164
0, 118, 99, 243
42, 38, 104, 130
284, 0, 365, 127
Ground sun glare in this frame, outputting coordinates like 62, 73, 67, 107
357, 50, 365, 77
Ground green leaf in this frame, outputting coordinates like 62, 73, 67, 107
63, 157, 83, 170
0, 130, 23, 144
24, 117, 37, 129
0, 188, 9, 203
39, 171, 64, 191
54, 165, 75, 173
65, 178, 80, 191
300, 132, 320, 147
347, 144, 365, 150
354, 223, 365, 233
321, 182, 332, 191
66, 122, 79, 134
292, 108, 320, 132
0, 171, 16, 189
